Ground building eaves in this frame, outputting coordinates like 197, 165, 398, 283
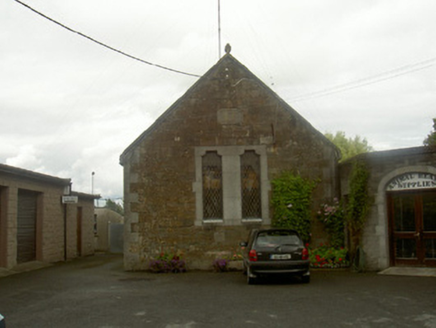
119, 55, 229, 165
0, 163, 71, 186
340, 145, 436, 166
71, 191, 101, 200
119, 53, 341, 164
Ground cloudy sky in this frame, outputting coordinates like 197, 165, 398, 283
1, 0, 435, 202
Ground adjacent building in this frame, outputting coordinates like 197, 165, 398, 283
0, 163, 98, 271
340, 146, 436, 269
94, 208, 124, 253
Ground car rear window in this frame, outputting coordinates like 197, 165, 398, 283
255, 231, 301, 247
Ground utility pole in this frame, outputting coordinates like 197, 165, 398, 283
218, 0, 221, 59
91, 171, 96, 207
91, 171, 95, 194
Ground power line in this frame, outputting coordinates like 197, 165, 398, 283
13, 0, 202, 78
289, 57, 436, 102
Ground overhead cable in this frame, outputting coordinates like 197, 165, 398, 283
289, 57, 436, 102
13, 0, 202, 78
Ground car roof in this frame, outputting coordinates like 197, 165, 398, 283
254, 228, 299, 234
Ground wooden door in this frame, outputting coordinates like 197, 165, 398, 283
388, 191, 436, 267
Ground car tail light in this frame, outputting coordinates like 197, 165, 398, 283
248, 249, 258, 262
302, 248, 309, 260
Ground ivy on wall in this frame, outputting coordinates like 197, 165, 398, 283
271, 172, 316, 242
345, 160, 370, 265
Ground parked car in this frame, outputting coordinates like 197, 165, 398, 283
240, 228, 310, 284
0, 313, 5, 328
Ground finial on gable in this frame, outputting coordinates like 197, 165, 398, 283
225, 43, 231, 54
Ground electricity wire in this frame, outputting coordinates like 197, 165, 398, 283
289, 57, 436, 102
12, 0, 202, 78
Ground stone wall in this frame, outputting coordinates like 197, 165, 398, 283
122, 55, 340, 270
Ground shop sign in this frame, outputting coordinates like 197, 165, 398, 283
62, 195, 78, 204
387, 172, 436, 191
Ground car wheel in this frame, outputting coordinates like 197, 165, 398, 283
301, 275, 310, 284
247, 267, 256, 285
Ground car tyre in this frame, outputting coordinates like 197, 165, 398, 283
247, 267, 256, 285
301, 275, 310, 284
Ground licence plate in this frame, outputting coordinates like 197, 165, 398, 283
270, 254, 291, 260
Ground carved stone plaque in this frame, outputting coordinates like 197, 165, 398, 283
217, 108, 243, 125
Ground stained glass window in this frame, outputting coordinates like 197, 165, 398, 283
202, 152, 223, 219
241, 151, 261, 218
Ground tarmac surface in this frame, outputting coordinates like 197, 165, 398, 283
0, 254, 435, 328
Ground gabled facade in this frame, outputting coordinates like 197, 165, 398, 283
120, 53, 340, 270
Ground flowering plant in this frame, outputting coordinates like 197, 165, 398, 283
212, 259, 229, 272
309, 244, 349, 268
227, 249, 243, 261
317, 198, 345, 248
149, 252, 186, 273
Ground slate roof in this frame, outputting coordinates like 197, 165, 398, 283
120, 53, 340, 165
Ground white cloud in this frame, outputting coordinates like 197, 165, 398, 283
6, 145, 45, 172
1, 0, 435, 200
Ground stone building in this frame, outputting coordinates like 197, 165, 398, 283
120, 52, 340, 270
340, 146, 436, 270
0, 163, 97, 272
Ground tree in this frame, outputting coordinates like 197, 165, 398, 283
105, 199, 124, 215
423, 118, 436, 146
325, 131, 373, 162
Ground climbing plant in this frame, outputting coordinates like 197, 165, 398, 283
271, 172, 316, 242
316, 198, 345, 248
345, 160, 370, 266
